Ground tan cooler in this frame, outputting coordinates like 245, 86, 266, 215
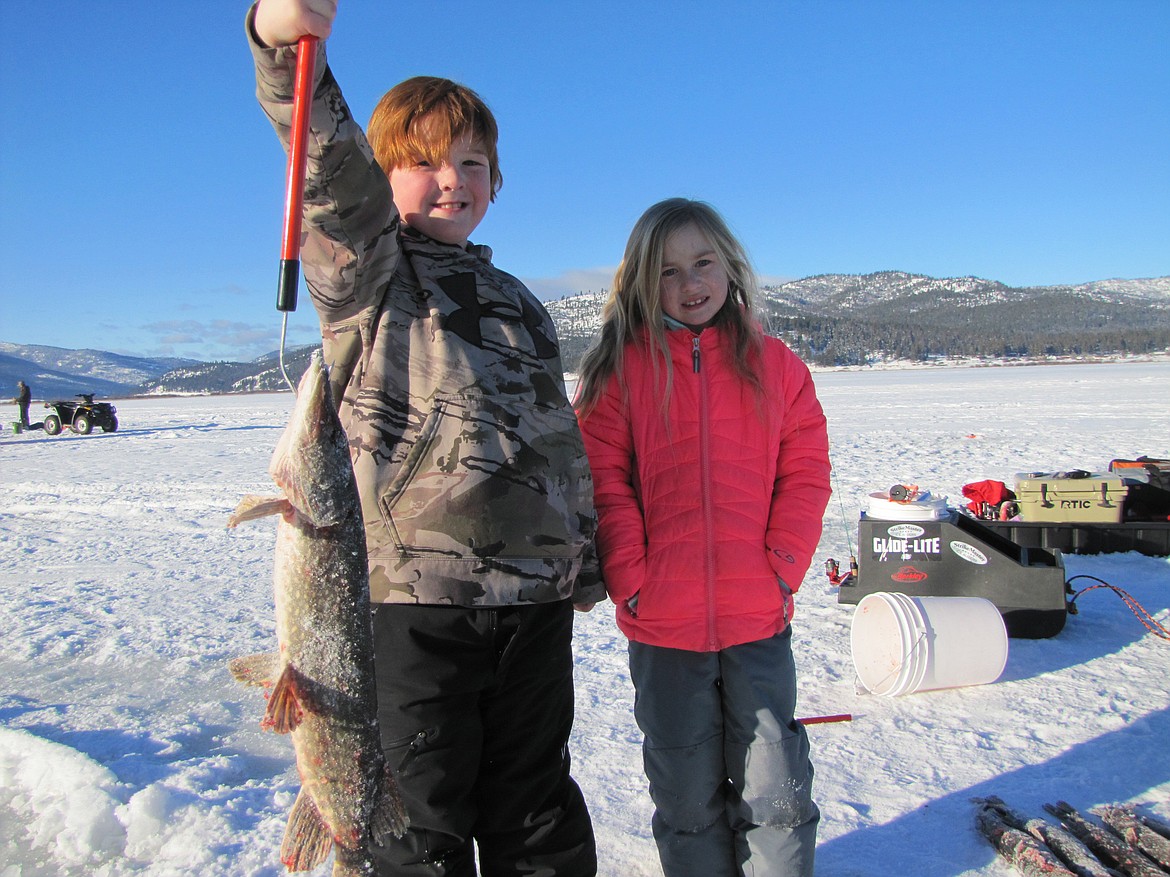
1014, 472, 1127, 523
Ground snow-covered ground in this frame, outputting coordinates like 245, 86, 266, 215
1, 361, 1168, 877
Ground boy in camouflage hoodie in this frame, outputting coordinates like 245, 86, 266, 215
248, 2, 602, 874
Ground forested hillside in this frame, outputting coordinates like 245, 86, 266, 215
548, 272, 1170, 371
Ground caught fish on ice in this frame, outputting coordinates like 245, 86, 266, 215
228, 350, 408, 875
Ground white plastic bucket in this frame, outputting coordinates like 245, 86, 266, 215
850, 592, 1008, 696
866, 490, 949, 521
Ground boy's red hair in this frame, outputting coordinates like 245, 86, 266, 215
367, 76, 502, 199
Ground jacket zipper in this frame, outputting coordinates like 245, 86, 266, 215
694, 335, 718, 650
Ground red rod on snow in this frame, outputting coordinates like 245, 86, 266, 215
798, 714, 853, 726
276, 35, 318, 313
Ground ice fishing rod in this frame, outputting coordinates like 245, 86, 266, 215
825, 450, 858, 587
799, 714, 853, 726
276, 35, 318, 393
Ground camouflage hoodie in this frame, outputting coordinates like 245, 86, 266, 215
251, 32, 600, 607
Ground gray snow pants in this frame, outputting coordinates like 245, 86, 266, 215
628, 628, 819, 877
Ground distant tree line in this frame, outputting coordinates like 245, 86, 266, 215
767, 313, 1170, 368
141, 284, 1170, 387
550, 280, 1170, 373
555, 313, 1170, 373
143, 347, 316, 394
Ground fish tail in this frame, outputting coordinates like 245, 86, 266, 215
280, 788, 332, 871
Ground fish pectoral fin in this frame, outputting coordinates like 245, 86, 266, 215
370, 761, 411, 841
262, 664, 305, 733
227, 494, 293, 527
280, 787, 332, 871
228, 652, 280, 687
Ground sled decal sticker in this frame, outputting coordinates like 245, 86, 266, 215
887, 524, 925, 539
950, 541, 989, 565
872, 523, 943, 563
891, 566, 928, 583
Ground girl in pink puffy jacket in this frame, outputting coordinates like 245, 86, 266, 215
575, 198, 831, 877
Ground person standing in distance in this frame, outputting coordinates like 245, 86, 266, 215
14, 381, 31, 428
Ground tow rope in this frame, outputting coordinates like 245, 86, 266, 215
1066, 574, 1170, 640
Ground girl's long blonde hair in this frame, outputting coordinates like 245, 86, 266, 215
574, 198, 765, 417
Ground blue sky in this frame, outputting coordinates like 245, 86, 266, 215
2, 1, 1167, 363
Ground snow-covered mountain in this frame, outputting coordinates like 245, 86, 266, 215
4, 273, 1168, 397
548, 272, 1170, 370
0, 343, 202, 401
0, 342, 198, 386
765, 273, 1170, 315
0, 342, 316, 400
136, 346, 319, 396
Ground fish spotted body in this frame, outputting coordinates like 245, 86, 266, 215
229, 351, 407, 875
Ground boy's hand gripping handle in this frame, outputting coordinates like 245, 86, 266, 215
276, 35, 318, 313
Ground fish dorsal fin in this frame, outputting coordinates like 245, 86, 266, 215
280, 787, 332, 870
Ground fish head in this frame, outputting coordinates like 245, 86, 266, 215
269, 351, 357, 528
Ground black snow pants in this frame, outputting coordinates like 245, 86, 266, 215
369, 600, 596, 877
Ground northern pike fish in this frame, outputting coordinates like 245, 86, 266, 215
975, 805, 1077, 877
975, 796, 1119, 877
1094, 805, 1170, 871
1045, 801, 1164, 877
229, 350, 407, 875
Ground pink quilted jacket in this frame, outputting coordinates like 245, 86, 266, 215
578, 325, 831, 651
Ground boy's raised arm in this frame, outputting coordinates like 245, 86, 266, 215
248, 0, 400, 324
253, 0, 336, 48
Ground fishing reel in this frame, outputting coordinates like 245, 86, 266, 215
887, 483, 920, 502
825, 556, 857, 587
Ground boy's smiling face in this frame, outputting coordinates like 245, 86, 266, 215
390, 131, 491, 246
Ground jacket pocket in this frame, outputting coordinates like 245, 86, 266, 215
778, 578, 793, 625
383, 727, 438, 779
380, 394, 594, 561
